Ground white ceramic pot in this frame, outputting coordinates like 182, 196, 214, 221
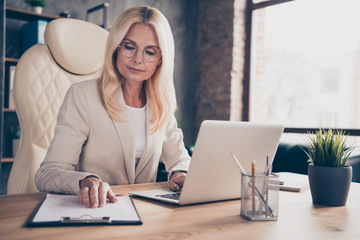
32, 6, 43, 14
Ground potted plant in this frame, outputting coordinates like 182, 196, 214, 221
305, 129, 354, 206
25, 0, 47, 14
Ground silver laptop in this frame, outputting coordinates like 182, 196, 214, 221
129, 120, 284, 205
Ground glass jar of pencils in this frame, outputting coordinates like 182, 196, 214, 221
240, 173, 280, 221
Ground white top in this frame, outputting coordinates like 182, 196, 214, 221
126, 104, 147, 168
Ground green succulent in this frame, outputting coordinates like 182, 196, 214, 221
10, 125, 21, 139
25, 0, 47, 8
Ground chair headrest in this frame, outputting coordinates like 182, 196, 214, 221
44, 18, 109, 75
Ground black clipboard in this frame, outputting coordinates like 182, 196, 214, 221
26, 194, 142, 227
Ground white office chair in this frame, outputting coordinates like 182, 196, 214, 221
7, 18, 108, 194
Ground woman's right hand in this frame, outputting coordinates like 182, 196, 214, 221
78, 177, 118, 208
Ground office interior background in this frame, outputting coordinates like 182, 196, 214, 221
1, 0, 360, 194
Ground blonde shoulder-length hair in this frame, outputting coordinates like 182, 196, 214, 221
98, 6, 176, 134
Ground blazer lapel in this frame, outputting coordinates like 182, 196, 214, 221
112, 87, 136, 184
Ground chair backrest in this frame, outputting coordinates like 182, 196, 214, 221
7, 18, 108, 194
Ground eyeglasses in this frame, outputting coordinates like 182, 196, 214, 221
118, 41, 162, 63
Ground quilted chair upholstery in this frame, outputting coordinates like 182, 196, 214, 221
7, 18, 108, 194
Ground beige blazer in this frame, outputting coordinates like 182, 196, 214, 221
35, 79, 190, 194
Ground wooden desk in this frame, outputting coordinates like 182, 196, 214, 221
1, 182, 359, 240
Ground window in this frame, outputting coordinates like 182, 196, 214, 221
249, 0, 360, 133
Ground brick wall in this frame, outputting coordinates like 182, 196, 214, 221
196, 0, 247, 135
232, 0, 247, 121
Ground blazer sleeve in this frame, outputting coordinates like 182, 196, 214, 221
161, 116, 191, 178
35, 84, 100, 194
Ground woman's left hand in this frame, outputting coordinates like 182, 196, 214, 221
169, 172, 187, 192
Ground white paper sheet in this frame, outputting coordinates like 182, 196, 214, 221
277, 172, 309, 192
33, 194, 140, 223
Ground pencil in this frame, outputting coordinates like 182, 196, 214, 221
230, 153, 246, 174
252, 161, 256, 213
265, 155, 269, 217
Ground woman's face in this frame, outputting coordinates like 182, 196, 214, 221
116, 23, 162, 84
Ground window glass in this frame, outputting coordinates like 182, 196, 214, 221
250, 0, 360, 130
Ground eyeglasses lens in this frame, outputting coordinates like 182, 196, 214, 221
119, 42, 161, 62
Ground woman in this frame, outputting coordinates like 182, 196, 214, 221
35, 6, 191, 208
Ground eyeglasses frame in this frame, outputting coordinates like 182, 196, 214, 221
118, 41, 162, 63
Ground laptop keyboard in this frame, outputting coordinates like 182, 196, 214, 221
155, 192, 181, 200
